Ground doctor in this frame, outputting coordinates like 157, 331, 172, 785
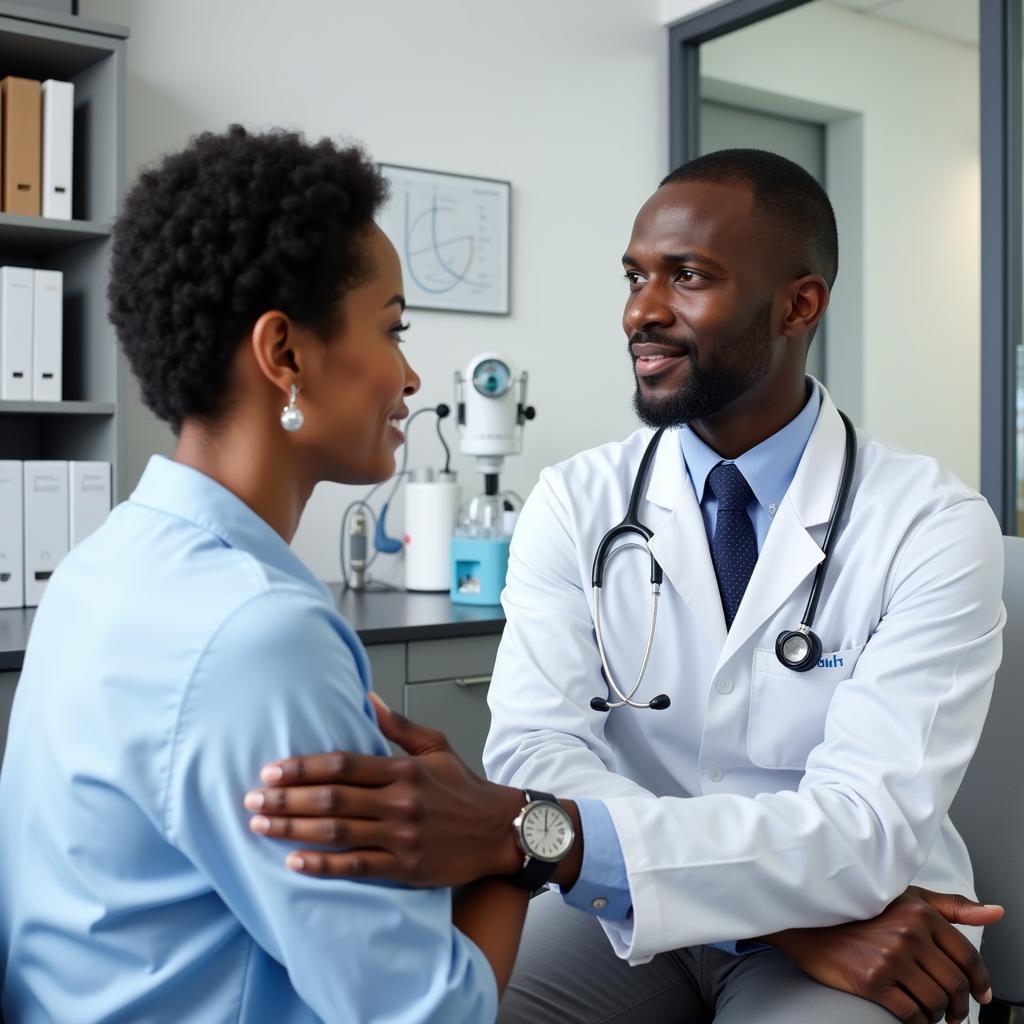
245, 149, 1005, 1023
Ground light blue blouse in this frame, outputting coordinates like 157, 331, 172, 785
0, 456, 496, 1023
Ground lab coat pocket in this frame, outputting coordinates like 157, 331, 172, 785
746, 645, 865, 770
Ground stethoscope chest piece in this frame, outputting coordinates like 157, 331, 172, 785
774, 628, 823, 672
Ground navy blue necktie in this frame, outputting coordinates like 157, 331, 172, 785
707, 462, 757, 629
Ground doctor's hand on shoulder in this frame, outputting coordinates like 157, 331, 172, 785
244, 693, 584, 892
244, 696, 1003, 1024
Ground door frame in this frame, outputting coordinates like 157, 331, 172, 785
668, 0, 1020, 530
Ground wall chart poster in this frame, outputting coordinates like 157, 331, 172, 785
378, 164, 511, 315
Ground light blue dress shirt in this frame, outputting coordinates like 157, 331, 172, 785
563, 381, 822, 947
0, 456, 496, 1023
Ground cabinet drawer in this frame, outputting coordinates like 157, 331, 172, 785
405, 676, 492, 775
407, 635, 500, 684
363, 644, 405, 757
363, 643, 404, 714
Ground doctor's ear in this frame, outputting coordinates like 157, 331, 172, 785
780, 275, 830, 340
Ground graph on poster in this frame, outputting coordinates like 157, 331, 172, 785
378, 166, 510, 314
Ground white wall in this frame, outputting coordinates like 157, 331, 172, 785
661, 0, 724, 24
79, 0, 666, 581
699, 2, 980, 486
79, 0, 981, 580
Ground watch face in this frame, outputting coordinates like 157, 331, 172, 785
520, 801, 574, 862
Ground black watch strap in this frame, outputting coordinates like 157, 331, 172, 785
512, 855, 559, 893
510, 790, 563, 892
524, 789, 555, 803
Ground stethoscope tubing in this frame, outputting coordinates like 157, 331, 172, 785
590, 427, 668, 711
797, 409, 857, 631
591, 410, 857, 712
593, 555, 660, 709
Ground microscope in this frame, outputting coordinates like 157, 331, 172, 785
450, 353, 535, 604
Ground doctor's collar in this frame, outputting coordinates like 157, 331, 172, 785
681, 378, 821, 515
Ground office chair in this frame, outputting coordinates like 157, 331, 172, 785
950, 535, 1024, 1024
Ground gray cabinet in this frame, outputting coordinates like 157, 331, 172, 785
0, 669, 17, 764
405, 678, 492, 774
364, 643, 404, 720
365, 635, 501, 775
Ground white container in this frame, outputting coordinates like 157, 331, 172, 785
0, 266, 33, 401
69, 460, 110, 547
23, 460, 68, 607
404, 472, 459, 592
41, 79, 73, 220
0, 460, 23, 608
32, 269, 62, 401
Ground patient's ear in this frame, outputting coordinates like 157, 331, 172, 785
249, 310, 301, 397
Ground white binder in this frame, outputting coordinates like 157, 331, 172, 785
23, 461, 68, 607
69, 461, 110, 547
0, 266, 33, 401
41, 79, 73, 221
32, 269, 62, 402
0, 461, 23, 608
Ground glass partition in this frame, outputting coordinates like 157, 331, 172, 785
691, 0, 981, 489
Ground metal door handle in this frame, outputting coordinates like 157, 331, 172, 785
454, 674, 491, 687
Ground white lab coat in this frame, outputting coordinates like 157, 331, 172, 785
484, 382, 1005, 966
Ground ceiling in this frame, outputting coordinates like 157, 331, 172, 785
827, 0, 978, 47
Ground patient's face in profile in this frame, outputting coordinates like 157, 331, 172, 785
300, 225, 420, 485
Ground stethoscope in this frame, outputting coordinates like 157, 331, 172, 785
590, 410, 857, 712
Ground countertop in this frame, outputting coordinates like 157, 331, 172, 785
330, 585, 505, 644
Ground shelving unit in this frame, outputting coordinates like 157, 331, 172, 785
0, 399, 114, 414
0, 212, 110, 251
0, 2, 126, 486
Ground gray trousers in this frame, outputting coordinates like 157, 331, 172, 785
498, 892, 906, 1024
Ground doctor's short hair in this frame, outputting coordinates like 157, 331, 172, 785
107, 124, 388, 433
661, 148, 839, 290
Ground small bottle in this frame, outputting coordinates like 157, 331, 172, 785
461, 492, 506, 539
348, 510, 367, 590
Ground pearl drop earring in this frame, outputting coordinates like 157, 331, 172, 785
280, 384, 304, 432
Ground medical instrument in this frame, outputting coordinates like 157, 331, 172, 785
340, 403, 451, 591
455, 353, 535, 480
774, 410, 857, 670
590, 410, 857, 712
376, 404, 452, 555
451, 354, 535, 605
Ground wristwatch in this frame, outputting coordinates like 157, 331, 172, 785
509, 789, 575, 891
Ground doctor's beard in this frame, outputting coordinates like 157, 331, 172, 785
631, 299, 774, 429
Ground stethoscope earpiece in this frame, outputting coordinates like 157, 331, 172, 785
774, 628, 823, 672
591, 693, 670, 712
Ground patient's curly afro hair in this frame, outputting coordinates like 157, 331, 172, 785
108, 125, 388, 432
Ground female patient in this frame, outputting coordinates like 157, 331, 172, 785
0, 126, 526, 1022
